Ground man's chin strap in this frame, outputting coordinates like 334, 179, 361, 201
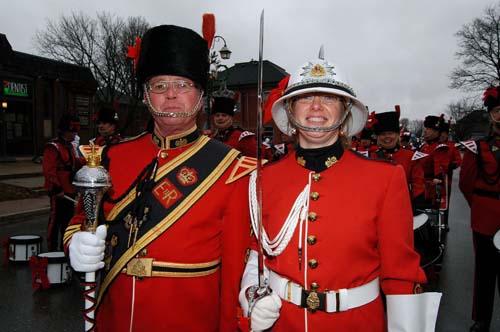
286, 102, 352, 133
143, 86, 204, 118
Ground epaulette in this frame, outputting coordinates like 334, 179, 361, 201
411, 151, 428, 161
356, 150, 369, 158
458, 140, 478, 154
238, 131, 256, 141
114, 131, 148, 145
226, 156, 267, 184
435, 143, 450, 151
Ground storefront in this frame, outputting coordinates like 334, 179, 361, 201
0, 33, 97, 160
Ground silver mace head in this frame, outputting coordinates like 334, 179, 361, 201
73, 144, 112, 233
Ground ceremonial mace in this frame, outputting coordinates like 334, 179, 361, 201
73, 143, 112, 332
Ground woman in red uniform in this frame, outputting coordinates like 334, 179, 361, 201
459, 86, 500, 332
239, 52, 441, 332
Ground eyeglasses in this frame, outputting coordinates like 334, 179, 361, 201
293, 94, 343, 105
147, 80, 195, 94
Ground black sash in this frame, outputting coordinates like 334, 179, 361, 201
96, 136, 239, 306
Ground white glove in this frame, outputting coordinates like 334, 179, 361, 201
69, 225, 107, 272
241, 291, 282, 332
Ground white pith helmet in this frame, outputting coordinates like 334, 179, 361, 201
271, 48, 367, 137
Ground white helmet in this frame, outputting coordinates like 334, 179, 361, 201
271, 55, 367, 137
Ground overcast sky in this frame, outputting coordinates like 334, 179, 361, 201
1, 0, 496, 120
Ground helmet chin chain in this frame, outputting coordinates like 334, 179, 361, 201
286, 102, 352, 133
143, 86, 204, 118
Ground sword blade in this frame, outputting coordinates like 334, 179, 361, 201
256, 8, 265, 288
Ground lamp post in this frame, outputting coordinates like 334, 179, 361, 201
204, 35, 232, 130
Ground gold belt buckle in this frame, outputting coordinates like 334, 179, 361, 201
126, 258, 153, 278
306, 290, 320, 312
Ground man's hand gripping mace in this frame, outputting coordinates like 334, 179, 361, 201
73, 143, 112, 332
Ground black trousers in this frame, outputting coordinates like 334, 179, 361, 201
47, 194, 75, 251
472, 231, 500, 324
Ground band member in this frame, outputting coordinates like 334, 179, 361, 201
239, 53, 439, 331
64, 23, 253, 332
42, 114, 85, 251
91, 105, 123, 146
354, 126, 376, 152
459, 86, 500, 332
208, 94, 258, 157
401, 131, 414, 150
371, 109, 427, 209
439, 118, 462, 209
419, 115, 453, 212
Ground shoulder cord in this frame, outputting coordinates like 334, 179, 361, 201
249, 170, 313, 257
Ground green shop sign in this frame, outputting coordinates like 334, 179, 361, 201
3, 80, 29, 97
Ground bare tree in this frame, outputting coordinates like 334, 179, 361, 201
450, 2, 500, 91
445, 96, 481, 122
408, 119, 424, 138
34, 12, 149, 131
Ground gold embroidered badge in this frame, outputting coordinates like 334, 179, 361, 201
176, 166, 198, 186
325, 156, 338, 168
297, 156, 306, 167
153, 179, 183, 209
174, 138, 188, 147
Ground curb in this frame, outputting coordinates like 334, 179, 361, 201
0, 207, 50, 225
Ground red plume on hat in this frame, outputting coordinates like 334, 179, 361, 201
394, 104, 401, 115
126, 36, 142, 73
263, 75, 290, 124
202, 13, 216, 49
365, 111, 378, 129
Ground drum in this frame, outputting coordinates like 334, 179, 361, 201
8, 235, 42, 262
37, 252, 71, 284
413, 213, 443, 268
493, 230, 500, 251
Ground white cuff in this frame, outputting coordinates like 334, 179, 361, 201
387, 292, 442, 332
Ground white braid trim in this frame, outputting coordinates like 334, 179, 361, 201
249, 170, 311, 256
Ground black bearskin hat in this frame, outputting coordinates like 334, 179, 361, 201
95, 106, 118, 124
373, 111, 400, 135
57, 113, 80, 133
212, 97, 236, 116
136, 25, 209, 91
424, 115, 444, 131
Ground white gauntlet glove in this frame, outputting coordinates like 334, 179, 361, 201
69, 225, 107, 272
239, 288, 282, 332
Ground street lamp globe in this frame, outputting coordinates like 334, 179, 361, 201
219, 45, 232, 60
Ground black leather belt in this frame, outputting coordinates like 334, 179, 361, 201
474, 188, 500, 199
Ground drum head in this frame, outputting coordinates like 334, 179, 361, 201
413, 213, 428, 230
493, 231, 500, 250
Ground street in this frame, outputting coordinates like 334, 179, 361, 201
0, 169, 499, 331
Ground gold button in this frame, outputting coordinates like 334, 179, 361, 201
307, 235, 317, 245
308, 259, 318, 269
312, 173, 321, 182
308, 212, 317, 222
160, 150, 168, 159
310, 282, 319, 290
310, 192, 319, 201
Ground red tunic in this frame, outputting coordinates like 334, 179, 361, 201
459, 139, 500, 235
259, 150, 426, 332
42, 137, 85, 195
419, 140, 452, 209
65, 128, 251, 332
370, 147, 426, 199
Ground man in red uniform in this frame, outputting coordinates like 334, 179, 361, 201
209, 95, 258, 157
64, 23, 253, 332
42, 114, 85, 251
459, 86, 500, 332
371, 109, 427, 210
239, 52, 440, 332
91, 105, 123, 146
